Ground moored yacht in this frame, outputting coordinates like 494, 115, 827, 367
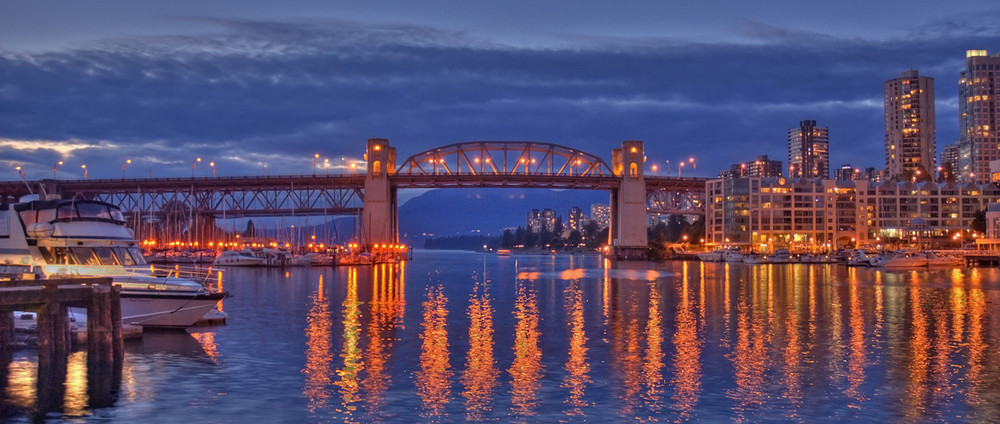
213, 249, 265, 266
0, 196, 228, 328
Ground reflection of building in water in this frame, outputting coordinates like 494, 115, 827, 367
642, 284, 665, 414
416, 286, 451, 417
303, 275, 334, 413
462, 282, 498, 420
846, 285, 867, 408
670, 276, 700, 420
562, 280, 590, 415
728, 280, 768, 422
510, 281, 542, 416
362, 263, 405, 413
334, 269, 364, 416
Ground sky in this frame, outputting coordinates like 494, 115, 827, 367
2, 0, 1000, 182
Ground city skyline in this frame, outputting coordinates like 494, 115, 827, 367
2, 2, 1000, 182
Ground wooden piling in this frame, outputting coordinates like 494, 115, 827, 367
36, 283, 68, 412
110, 285, 124, 389
87, 284, 114, 407
0, 308, 12, 398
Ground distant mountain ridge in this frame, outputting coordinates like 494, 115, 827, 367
397, 188, 607, 244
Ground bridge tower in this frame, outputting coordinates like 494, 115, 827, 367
361, 138, 398, 247
611, 140, 648, 260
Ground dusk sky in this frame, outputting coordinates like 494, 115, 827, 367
2, 1, 999, 181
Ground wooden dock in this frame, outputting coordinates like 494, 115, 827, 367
1, 277, 125, 412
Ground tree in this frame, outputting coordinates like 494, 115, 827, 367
514, 226, 526, 247
971, 209, 987, 235
501, 229, 515, 249
938, 162, 956, 183
665, 215, 687, 242
913, 164, 933, 183
566, 230, 583, 247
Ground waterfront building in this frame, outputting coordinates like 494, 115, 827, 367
957, 50, 1000, 182
884, 70, 935, 181
590, 203, 610, 230
706, 177, 1000, 252
787, 120, 830, 179
718, 154, 783, 179
527, 208, 556, 233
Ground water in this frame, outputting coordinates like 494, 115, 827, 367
4, 250, 1000, 423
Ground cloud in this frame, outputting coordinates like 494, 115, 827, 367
0, 15, 998, 179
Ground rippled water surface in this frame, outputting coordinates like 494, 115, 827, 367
4, 250, 1000, 423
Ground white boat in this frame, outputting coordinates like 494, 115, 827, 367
213, 249, 265, 266
883, 252, 928, 268
764, 249, 793, 264
922, 252, 964, 267
742, 254, 765, 264
723, 250, 744, 262
0, 195, 228, 328
696, 249, 725, 262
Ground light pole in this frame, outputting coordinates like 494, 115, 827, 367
81, 164, 87, 179
192, 157, 201, 177
122, 159, 131, 179
53, 161, 63, 179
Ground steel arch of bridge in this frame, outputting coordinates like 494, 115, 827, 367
397, 141, 614, 177
645, 177, 706, 215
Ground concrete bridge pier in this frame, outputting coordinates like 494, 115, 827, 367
610, 140, 648, 260
361, 138, 398, 248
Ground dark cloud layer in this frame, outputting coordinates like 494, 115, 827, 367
1, 16, 998, 179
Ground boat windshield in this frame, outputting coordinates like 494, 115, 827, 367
19, 201, 126, 226
39, 246, 147, 266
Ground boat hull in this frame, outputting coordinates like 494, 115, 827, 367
120, 292, 226, 328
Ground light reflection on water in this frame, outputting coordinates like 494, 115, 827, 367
3, 251, 1000, 423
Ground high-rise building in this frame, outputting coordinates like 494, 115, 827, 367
527, 208, 556, 232
590, 203, 610, 230
942, 142, 960, 181
566, 206, 584, 232
834, 164, 857, 181
884, 70, 935, 181
957, 50, 1000, 183
787, 120, 829, 179
718, 154, 784, 179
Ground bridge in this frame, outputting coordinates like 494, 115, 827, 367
1, 140, 706, 259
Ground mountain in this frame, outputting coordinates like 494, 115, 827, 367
397, 188, 608, 244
